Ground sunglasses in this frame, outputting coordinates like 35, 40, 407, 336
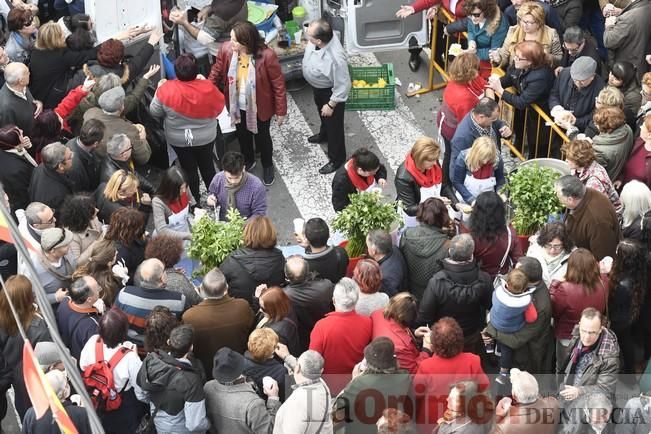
470, 12, 482, 17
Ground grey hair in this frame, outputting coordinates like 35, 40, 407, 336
585, 393, 613, 415
25, 202, 50, 225
555, 175, 586, 199
473, 97, 499, 117
510, 368, 539, 404
449, 234, 474, 261
106, 133, 130, 157
95, 73, 122, 96
563, 26, 586, 45
40, 142, 68, 170
201, 268, 227, 298
333, 277, 360, 312
284, 255, 309, 284
3, 62, 27, 85
621, 180, 651, 228
297, 350, 324, 380
135, 258, 165, 288
366, 230, 393, 256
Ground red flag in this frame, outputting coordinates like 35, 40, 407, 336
0, 210, 38, 252
22, 341, 79, 434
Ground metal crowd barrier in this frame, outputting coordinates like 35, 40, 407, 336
408, 7, 570, 160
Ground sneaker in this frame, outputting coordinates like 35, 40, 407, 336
495, 373, 510, 385
263, 166, 275, 186
245, 161, 257, 171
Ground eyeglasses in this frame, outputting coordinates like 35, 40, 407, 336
120, 146, 133, 155
544, 243, 564, 251
470, 12, 483, 17
513, 55, 529, 62
519, 19, 537, 26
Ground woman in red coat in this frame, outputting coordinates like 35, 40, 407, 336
208, 21, 287, 186
414, 317, 489, 431
370, 293, 430, 374
549, 248, 608, 371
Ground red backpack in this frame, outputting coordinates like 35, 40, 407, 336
82, 337, 130, 412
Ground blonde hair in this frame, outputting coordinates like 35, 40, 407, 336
35, 22, 66, 50
596, 86, 625, 109
103, 170, 139, 202
410, 137, 441, 170
248, 328, 279, 361
465, 136, 497, 172
504, 3, 552, 59
506, 268, 529, 294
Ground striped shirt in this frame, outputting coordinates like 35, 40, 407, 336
115, 285, 186, 339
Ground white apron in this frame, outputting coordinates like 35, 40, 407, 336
401, 183, 442, 229
464, 175, 496, 200
167, 204, 191, 233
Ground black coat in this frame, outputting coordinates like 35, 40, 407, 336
66, 137, 101, 193
500, 64, 555, 110
0, 150, 34, 212
99, 157, 155, 194
304, 246, 349, 284
377, 247, 409, 297
220, 247, 286, 305
394, 162, 457, 217
284, 277, 334, 352
331, 163, 388, 212
560, 38, 603, 73
28, 46, 97, 108
416, 259, 492, 336
549, 67, 605, 131
0, 84, 35, 136
28, 164, 74, 217
242, 351, 288, 400
116, 239, 146, 285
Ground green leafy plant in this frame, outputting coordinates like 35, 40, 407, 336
188, 208, 245, 276
501, 164, 563, 236
331, 191, 402, 258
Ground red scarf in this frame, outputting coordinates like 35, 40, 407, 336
346, 160, 374, 191
472, 163, 494, 180
404, 153, 442, 187
168, 191, 189, 214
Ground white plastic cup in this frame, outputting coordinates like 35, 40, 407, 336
293, 218, 305, 235
263, 376, 274, 390
294, 30, 302, 44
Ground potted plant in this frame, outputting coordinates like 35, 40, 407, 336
332, 191, 402, 273
501, 163, 563, 252
187, 208, 246, 277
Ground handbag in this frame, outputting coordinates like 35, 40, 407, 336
135, 405, 159, 434
492, 225, 512, 288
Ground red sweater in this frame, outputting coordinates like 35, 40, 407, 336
549, 275, 609, 339
414, 352, 489, 428
412, 0, 465, 17
310, 311, 372, 391
370, 309, 429, 374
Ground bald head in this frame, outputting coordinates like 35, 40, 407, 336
4, 62, 28, 86
285, 255, 309, 284
135, 258, 166, 288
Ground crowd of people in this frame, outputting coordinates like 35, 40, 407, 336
0, 0, 651, 433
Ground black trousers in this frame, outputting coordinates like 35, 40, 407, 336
235, 110, 274, 169
313, 87, 346, 166
172, 141, 217, 202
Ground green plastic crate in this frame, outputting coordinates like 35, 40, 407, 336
346, 63, 396, 111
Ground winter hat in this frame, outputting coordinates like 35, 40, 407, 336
364, 337, 397, 370
98, 86, 125, 113
45, 369, 70, 400
35, 342, 76, 371
212, 347, 245, 383
40, 227, 73, 252
570, 56, 597, 81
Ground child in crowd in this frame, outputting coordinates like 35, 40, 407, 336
487, 268, 537, 384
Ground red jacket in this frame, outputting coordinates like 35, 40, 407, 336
549, 275, 609, 339
414, 352, 489, 428
412, 0, 465, 17
370, 309, 429, 374
462, 225, 523, 279
208, 41, 287, 122
309, 311, 372, 392
438, 76, 486, 141
55, 86, 89, 133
